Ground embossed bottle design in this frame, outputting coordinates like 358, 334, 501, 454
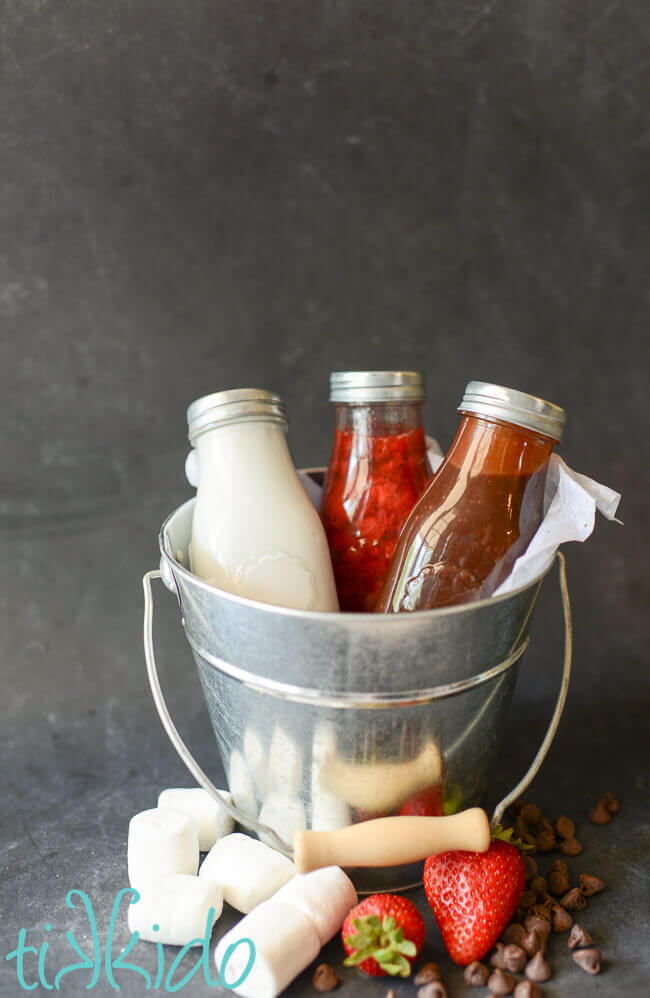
188, 389, 339, 612
376, 382, 566, 612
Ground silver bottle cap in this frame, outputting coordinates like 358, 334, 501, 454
459, 381, 566, 442
187, 389, 287, 444
329, 370, 426, 403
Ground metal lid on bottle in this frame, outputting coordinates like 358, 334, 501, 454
329, 370, 426, 403
187, 389, 287, 443
459, 381, 566, 442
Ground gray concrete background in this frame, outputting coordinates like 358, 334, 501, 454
1, 1, 648, 995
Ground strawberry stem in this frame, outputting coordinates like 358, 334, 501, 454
343, 914, 417, 977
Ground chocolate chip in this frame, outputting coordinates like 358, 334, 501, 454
525, 951, 551, 982
528, 876, 548, 898
513, 906, 526, 924
417, 983, 447, 998
502, 944, 527, 973
568, 923, 594, 950
572, 947, 602, 974
603, 792, 619, 813
502, 924, 527, 948
580, 874, 605, 897
490, 943, 508, 969
560, 887, 586, 911
522, 854, 538, 881
487, 968, 516, 995
550, 903, 572, 933
559, 837, 583, 856
589, 801, 611, 825
547, 862, 569, 896
520, 804, 542, 825
519, 890, 537, 909
385, 991, 396, 998
464, 961, 490, 987
554, 815, 575, 839
522, 929, 545, 957
414, 963, 442, 985
535, 830, 556, 853
514, 983, 543, 998
312, 963, 340, 991
508, 799, 526, 818
529, 903, 552, 924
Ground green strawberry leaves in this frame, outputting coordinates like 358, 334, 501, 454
343, 914, 417, 977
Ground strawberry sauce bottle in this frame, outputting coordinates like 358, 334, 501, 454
320, 371, 431, 612
376, 382, 566, 613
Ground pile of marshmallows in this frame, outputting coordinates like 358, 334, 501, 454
128, 788, 357, 998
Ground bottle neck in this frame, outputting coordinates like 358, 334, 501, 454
445, 413, 555, 477
334, 401, 424, 436
196, 418, 293, 483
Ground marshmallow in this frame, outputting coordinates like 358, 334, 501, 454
128, 874, 222, 946
258, 792, 306, 845
243, 727, 269, 795
214, 898, 320, 998
128, 809, 199, 889
157, 788, 234, 851
269, 727, 302, 796
229, 750, 258, 820
272, 866, 357, 946
311, 724, 350, 831
199, 833, 295, 913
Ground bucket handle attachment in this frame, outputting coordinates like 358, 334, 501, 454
143, 569, 293, 855
490, 550, 573, 827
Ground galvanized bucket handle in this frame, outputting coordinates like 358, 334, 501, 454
142, 551, 572, 853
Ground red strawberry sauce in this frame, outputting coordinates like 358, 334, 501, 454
320, 425, 430, 611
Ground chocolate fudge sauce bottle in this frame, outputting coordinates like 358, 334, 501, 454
375, 382, 566, 612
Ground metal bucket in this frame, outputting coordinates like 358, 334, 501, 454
143, 482, 572, 892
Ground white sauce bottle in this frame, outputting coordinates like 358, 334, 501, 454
188, 389, 339, 612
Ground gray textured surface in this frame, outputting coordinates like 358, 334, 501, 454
1, 0, 648, 995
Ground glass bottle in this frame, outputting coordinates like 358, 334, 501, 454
376, 382, 566, 613
320, 371, 431, 612
188, 389, 339, 612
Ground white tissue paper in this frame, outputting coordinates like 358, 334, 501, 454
185, 436, 621, 597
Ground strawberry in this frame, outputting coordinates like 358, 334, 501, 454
342, 894, 425, 977
423, 837, 525, 965
398, 783, 444, 817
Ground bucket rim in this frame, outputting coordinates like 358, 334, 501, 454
159, 497, 553, 622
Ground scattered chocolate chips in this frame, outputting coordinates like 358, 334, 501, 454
554, 815, 575, 840
525, 951, 551, 982
502, 924, 527, 948
519, 889, 537, 909
524, 914, 551, 942
312, 963, 340, 991
559, 837, 583, 856
522, 929, 545, 957
572, 947, 602, 975
513, 906, 526, 925
514, 982, 543, 998
550, 902, 572, 933
502, 943, 527, 973
535, 829, 556, 853
520, 804, 542, 825
568, 923, 594, 950
464, 961, 490, 987
487, 968, 516, 995
417, 982, 447, 998
560, 887, 586, 911
414, 962, 441, 985
522, 854, 538, 881
580, 873, 605, 897
528, 876, 548, 898
490, 943, 508, 969
547, 860, 569, 896
589, 800, 611, 825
